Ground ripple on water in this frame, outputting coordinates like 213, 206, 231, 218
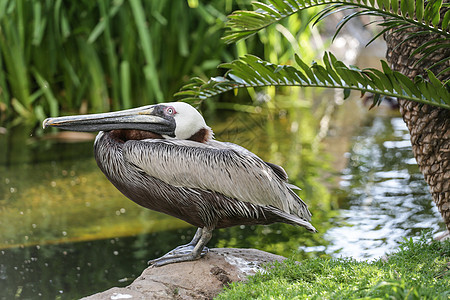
320, 116, 444, 260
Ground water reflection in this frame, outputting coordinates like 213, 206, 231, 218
322, 116, 444, 260
0, 228, 200, 299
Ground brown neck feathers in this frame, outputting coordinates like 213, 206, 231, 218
109, 129, 163, 143
188, 128, 211, 143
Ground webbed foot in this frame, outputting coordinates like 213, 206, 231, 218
147, 246, 209, 267
147, 226, 213, 267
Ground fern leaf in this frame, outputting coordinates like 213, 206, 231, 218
223, 0, 450, 73
176, 53, 450, 110
225, 0, 449, 43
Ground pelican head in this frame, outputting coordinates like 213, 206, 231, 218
43, 102, 213, 142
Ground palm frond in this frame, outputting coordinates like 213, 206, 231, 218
224, 0, 450, 71
225, 0, 449, 42
176, 53, 450, 110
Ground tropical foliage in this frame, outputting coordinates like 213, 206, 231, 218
177, 0, 450, 110
177, 52, 450, 109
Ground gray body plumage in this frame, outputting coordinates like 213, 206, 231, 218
44, 102, 315, 266
94, 130, 314, 231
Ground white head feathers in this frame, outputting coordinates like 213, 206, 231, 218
165, 102, 213, 141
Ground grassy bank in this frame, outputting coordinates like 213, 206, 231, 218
217, 233, 449, 299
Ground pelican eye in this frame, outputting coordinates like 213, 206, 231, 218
164, 106, 176, 116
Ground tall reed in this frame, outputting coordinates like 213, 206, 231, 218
0, 0, 249, 125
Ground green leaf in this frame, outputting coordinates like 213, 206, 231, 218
11, 98, 32, 118
381, 60, 394, 76
376, 0, 385, 10
436, 66, 450, 79
391, 0, 399, 13
228, 11, 267, 29
312, 5, 349, 27
365, 23, 408, 48
88, 0, 123, 43
343, 88, 351, 99
362, 70, 386, 91
431, 0, 443, 27
31, 2, 45, 45
417, 81, 433, 101
410, 38, 446, 57
413, 43, 450, 67
443, 10, 450, 31
333, 10, 368, 41
223, 0, 450, 45
416, 0, 424, 22
393, 71, 421, 97
120, 61, 131, 109
270, 0, 291, 12
423, 0, 442, 26
427, 70, 449, 102
331, 60, 358, 86
406, 0, 415, 18
295, 54, 316, 84
312, 62, 334, 84
370, 68, 394, 92
177, 54, 450, 110
32, 68, 59, 118
252, 2, 282, 18
369, 93, 381, 109
400, 0, 408, 18
129, 0, 163, 102
323, 52, 342, 84
348, 65, 369, 87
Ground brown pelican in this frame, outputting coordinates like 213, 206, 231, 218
43, 102, 316, 266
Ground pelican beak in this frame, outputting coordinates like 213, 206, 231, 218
43, 105, 175, 135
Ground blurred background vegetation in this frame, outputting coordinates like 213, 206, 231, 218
0, 0, 319, 129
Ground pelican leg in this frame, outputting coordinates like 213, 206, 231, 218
148, 227, 213, 267
153, 228, 206, 258
168, 227, 203, 253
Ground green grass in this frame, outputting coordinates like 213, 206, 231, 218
216, 233, 450, 299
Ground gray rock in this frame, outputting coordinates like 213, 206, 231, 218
81, 248, 286, 300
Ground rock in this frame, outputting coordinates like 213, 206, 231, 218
436, 230, 449, 241
81, 248, 286, 300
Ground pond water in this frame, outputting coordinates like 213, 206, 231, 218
0, 105, 445, 299
317, 116, 444, 259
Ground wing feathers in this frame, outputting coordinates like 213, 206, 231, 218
123, 139, 311, 221
264, 161, 288, 181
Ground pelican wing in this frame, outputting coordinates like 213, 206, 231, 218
122, 139, 311, 220
219, 142, 290, 182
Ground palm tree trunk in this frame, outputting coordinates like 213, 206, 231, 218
384, 19, 450, 231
